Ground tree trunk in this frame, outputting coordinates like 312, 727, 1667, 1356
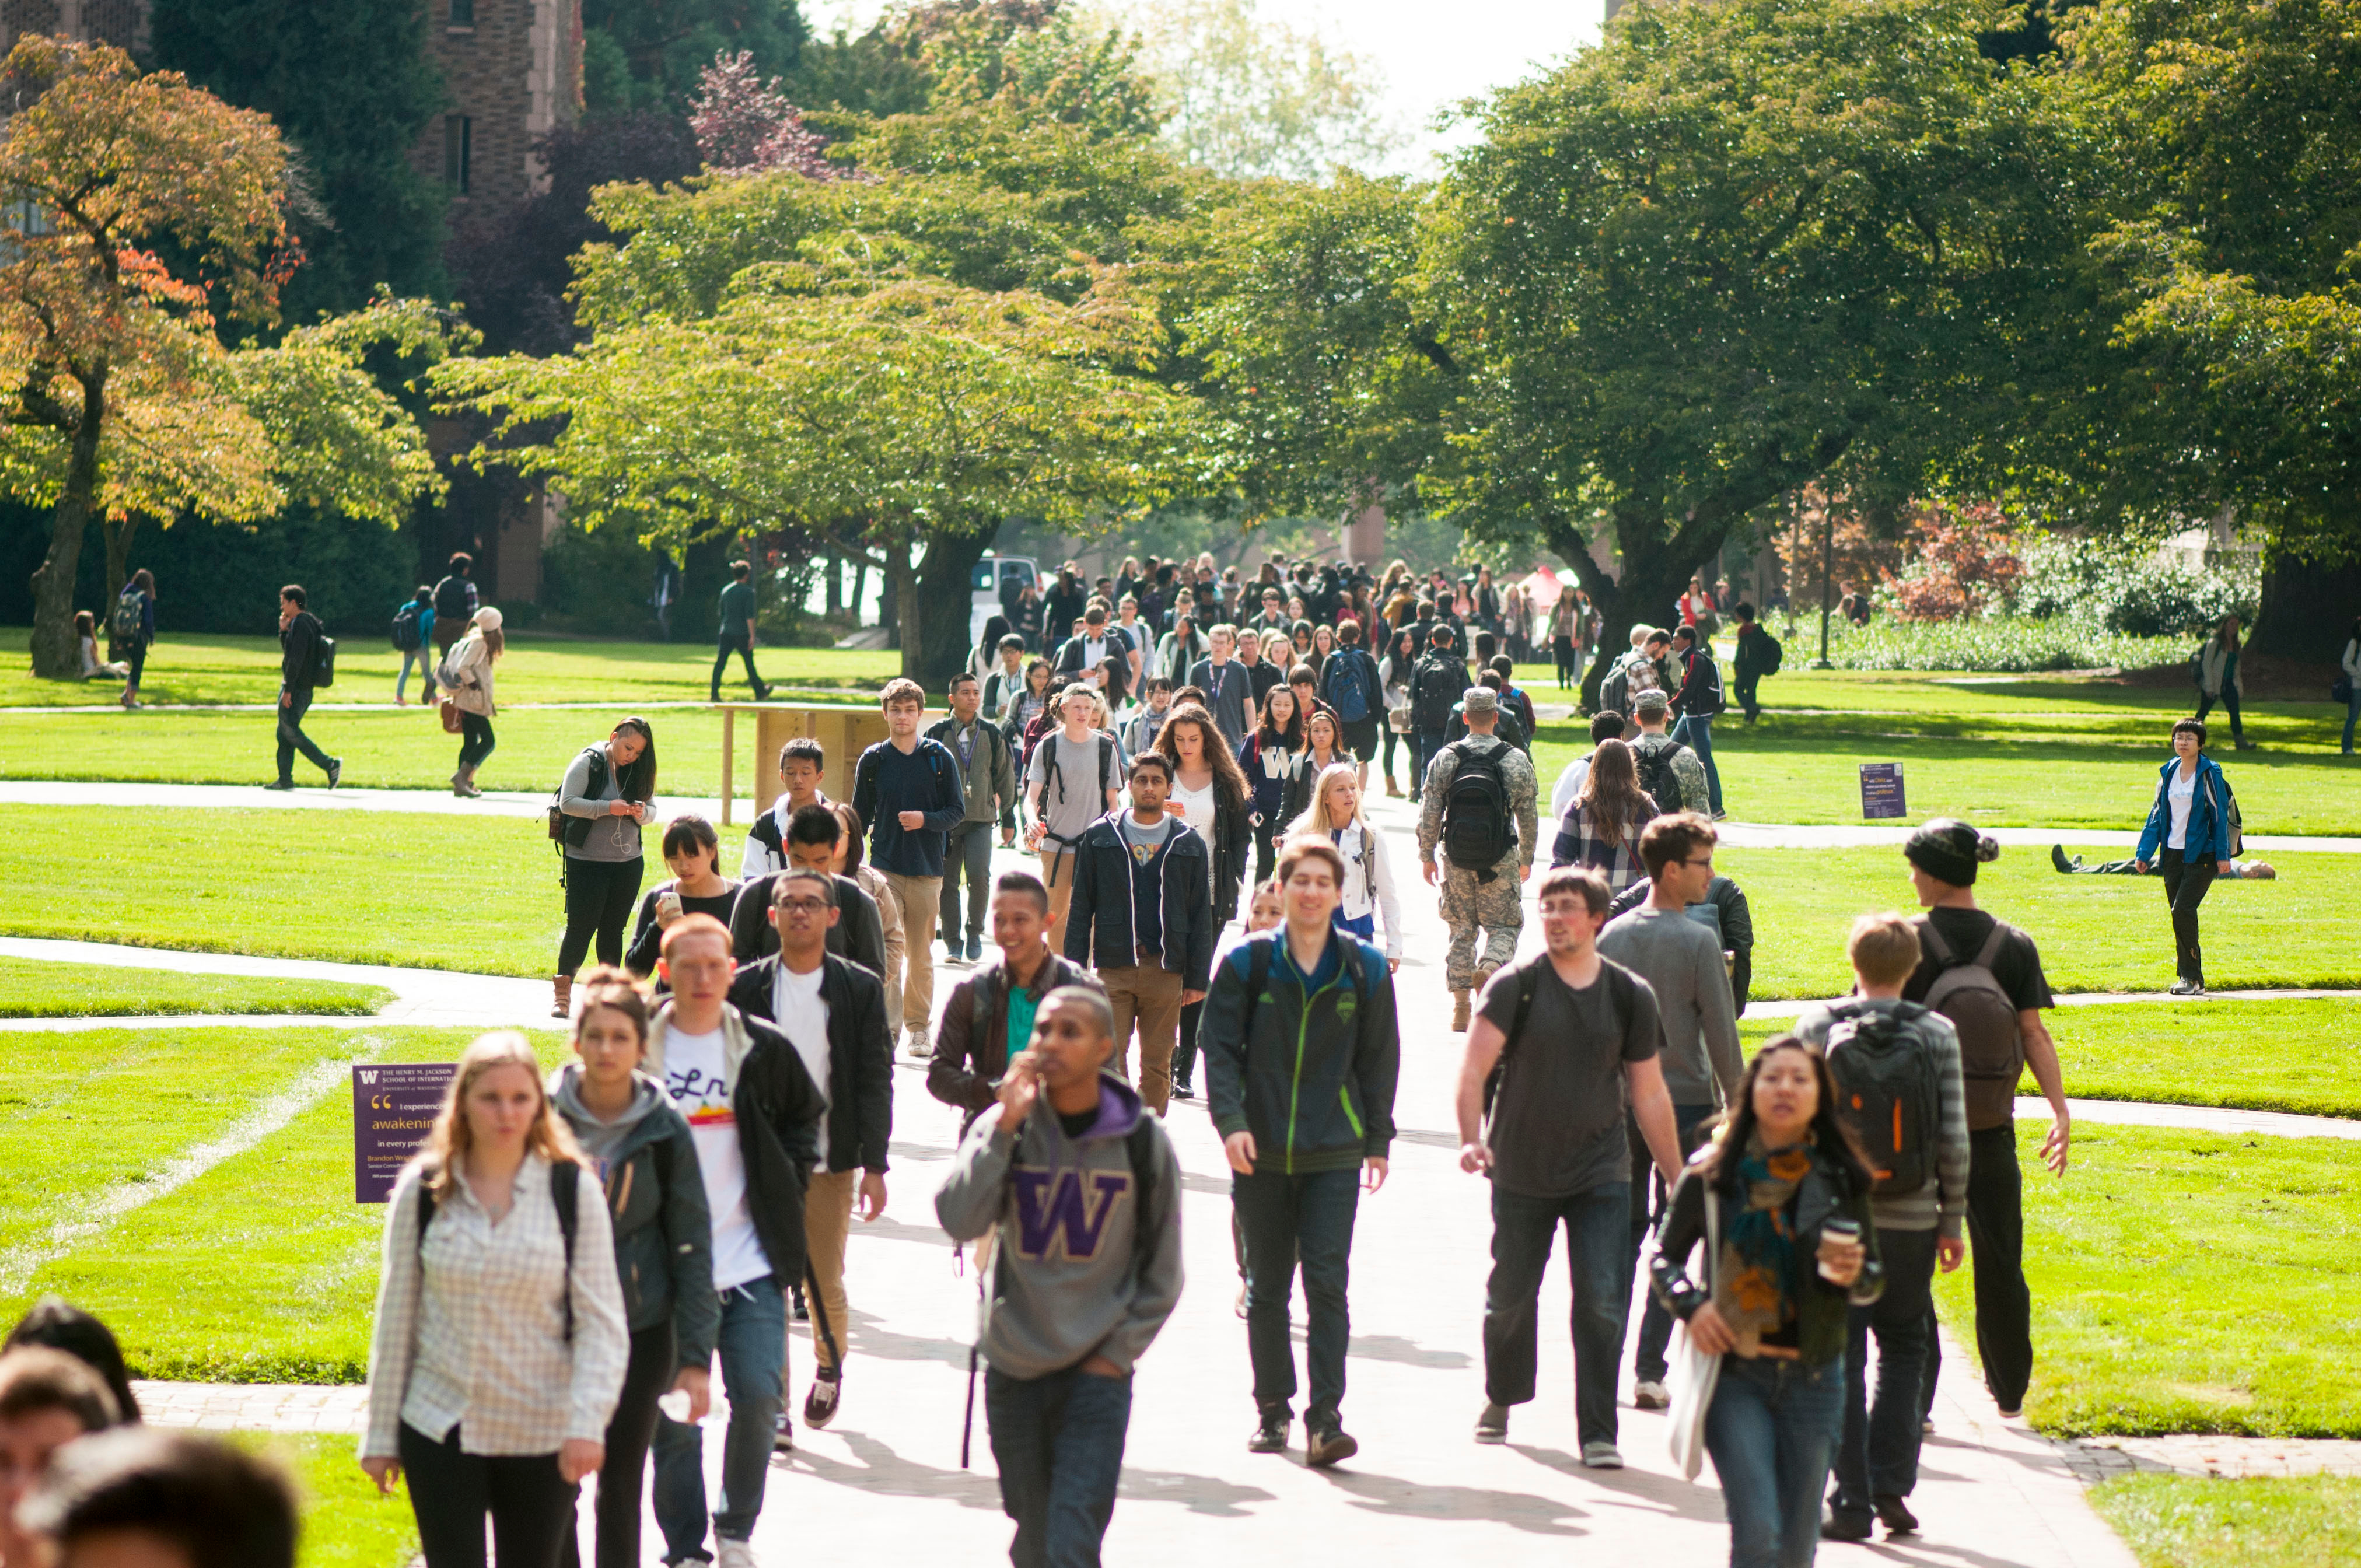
1542, 509, 1729, 712
848, 558, 868, 624
880, 559, 901, 650
102, 513, 141, 615
890, 538, 921, 678
27, 377, 107, 680
825, 552, 842, 618
916, 526, 998, 687
2250, 551, 2361, 662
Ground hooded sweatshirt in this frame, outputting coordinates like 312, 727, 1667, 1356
548, 1063, 718, 1360
935, 1073, 1184, 1380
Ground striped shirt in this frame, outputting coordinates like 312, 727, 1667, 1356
363, 1152, 629, 1459
1794, 999, 1970, 1239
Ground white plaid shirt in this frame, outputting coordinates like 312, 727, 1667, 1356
1551, 800, 1656, 893
363, 1153, 629, 1459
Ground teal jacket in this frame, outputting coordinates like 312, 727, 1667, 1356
1200, 930, 1399, 1175
2135, 754, 2233, 863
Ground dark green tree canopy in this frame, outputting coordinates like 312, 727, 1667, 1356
582, 0, 809, 116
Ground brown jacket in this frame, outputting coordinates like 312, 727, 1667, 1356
927, 950, 1102, 1125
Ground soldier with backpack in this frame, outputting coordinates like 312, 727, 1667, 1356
1407, 624, 1468, 802
1629, 690, 1711, 815
1454, 866, 1684, 1464
1417, 688, 1541, 1033
1797, 913, 1968, 1542
1898, 820, 2070, 1422
1668, 625, 1727, 818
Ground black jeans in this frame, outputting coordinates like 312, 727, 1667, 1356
2159, 848, 2216, 987
1553, 636, 1578, 688
125, 640, 147, 692
1628, 1102, 1719, 1382
1484, 1182, 1631, 1448
1233, 1167, 1360, 1428
1251, 813, 1282, 887
568, 1321, 673, 1568
2194, 685, 2244, 743
275, 684, 334, 783
459, 712, 496, 768
1734, 669, 1762, 720
1832, 1226, 1938, 1512
1925, 1125, 2033, 1415
1170, 1000, 1204, 1092
560, 856, 646, 975
941, 821, 995, 946
1412, 728, 1449, 798
398, 1422, 578, 1568
711, 632, 767, 699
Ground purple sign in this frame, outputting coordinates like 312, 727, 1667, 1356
1859, 762, 1908, 821
354, 1063, 456, 1203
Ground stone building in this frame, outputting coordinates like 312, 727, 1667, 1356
1, 1, 149, 51
410, 0, 583, 216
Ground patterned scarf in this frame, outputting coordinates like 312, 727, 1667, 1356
1711, 1134, 1813, 1352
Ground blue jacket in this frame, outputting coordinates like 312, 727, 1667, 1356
2136, 754, 2233, 862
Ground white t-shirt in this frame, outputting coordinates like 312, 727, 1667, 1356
2166, 766, 2195, 852
1171, 775, 1218, 847
771, 963, 833, 1167
1550, 752, 1593, 823
1028, 732, 1112, 842
662, 1026, 768, 1290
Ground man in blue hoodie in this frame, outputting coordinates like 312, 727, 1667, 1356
1200, 836, 1401, 1467
937, 986, 1185, 1568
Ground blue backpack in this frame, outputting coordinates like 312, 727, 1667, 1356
1324, 650, 1377, 723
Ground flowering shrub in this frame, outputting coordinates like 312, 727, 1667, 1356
1890, 502, 2024, 621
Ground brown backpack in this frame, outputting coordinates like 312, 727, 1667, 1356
1918, 919, 2023, 1131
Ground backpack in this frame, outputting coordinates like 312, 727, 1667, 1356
391, 601, 425, 652
1757, 629, 1784, 676
1680, 652, 1725, 718
1819, 1000, 1943, 1196
1631, 734, 1690, 814
2220, 771, 2244, 857
1440, 737, 1516, 873
549, 745, 611, 846
1918, 919, 2024, 1132
433, 574, 471, 618
1324, 650, 1375, 723
110, 586, 144, 640
1411, 652, 1462, 731
418, 1158, 580, 1338
1035, 732, 1115, 842
306, 626, 337, 690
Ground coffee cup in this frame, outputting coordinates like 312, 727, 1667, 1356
1817, 1217, 1862, 1282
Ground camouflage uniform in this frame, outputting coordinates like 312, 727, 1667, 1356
1416, 733, 1541, 991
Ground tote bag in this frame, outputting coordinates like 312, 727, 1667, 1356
1664, 1181, 1723, 1481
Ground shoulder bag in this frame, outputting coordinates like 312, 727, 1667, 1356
1664, 1179, 1722, 1481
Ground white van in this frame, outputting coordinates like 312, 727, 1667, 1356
970, 554, 1039, 651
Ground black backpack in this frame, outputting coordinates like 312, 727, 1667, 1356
1631, 734, 1689, 813
432, 575, 471, 618
1757, 629, 1784, 676
391, 601, 425, 652
1440, 737, 1516, 872
418, 1158, 580, 1337
1680, 652, 1725, 717
1820, 1000, 1944, 1196
1411, 652, 1462, 731
306, 626, 337, 690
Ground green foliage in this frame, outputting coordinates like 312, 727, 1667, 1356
0, 959, 388, 1019
581, 0, 809, 116
1764, 609, 2186, 672
2091, 1475, 2361, 1568
2013, 535, 2259, 638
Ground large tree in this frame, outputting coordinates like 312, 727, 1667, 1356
582, 0, 809, 116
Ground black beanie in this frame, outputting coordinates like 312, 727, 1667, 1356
1906, 818, 1998, 886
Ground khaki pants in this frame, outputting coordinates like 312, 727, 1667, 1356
883, 872, 942, 1035
1038, 850, 1078, 953
803, 1168, 856, 1373
1103, 962, 1185, 1114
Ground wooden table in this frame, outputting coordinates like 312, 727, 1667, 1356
713, 702, 933, 825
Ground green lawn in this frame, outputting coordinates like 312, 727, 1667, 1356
0, 626, 897, 708
1932, 1122, 2361, 1438
230, 1433, 419, 1568
0, 1024, 562, 1382
2090, 1475, 2361, 1568
0, 958, 389, 1019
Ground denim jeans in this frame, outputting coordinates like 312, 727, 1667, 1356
1672, 713, 1724, 814
652, 1275, 786, 1555
985, 1363, 1132, 1568
398, 646, 436, 702
1832, 1226, 1937, 1513
1233, 1167, 1360, 1428
1412, 729, 1449, 799
275, 684, 334, 783
2345, 690, 2360, 754
941, 821, 996, 946
1482, 1182, 1631, 1448
1629, 1102, 1719, 1382
1705, 1353, 1848, 1568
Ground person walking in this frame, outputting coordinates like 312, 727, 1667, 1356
550, 971, 716, 1568
439, 607, 504, 798
1292, 710, 1355, 804
828, 802, 906, 1035
1549, 711, 1629, 823
852, 678, 967, 1060
740, 738, 831, 879
1605, 860, 1757, 1013
551, 718, 658, 1019
1025, 685, 1124, 955
1186, 625, 1254, 754
2191, 614, 2254, 751
936, 985, 1185, 1568
1599, 813, 1746, 1410
1377, 625, 1418, 798
1648, 1038, 1883, 1568
1202, 837, 1400, 1466
624, 816, 739, 978
1407, 624, 1467, 803
2132, 718, 2236, 997
1317, 619, 1385, 791
727, 803, 887, 979
266, 584, 341, 792
1153, 701, 1251, 1099
1549, 591, 1582, 691
1900, 820, 2070, 1421
1240, 686, 1307, 888
392, 584, 436, 708
643, 915, 826, 1567
930, 871, 1102, 1123
2341, 615, 2361, 755
1629, 689, 1711, 816
111, 569, 155, 708
1062, 752, 1216, 1113
1456, 867, 1684, 1462
1416, 688, 1540, 1032
1288, 764, 1401, 966
361, 1032, 631, 1568
1550, 737, 1660, 895
712, 559, 772, 703
430, 554, 477, 663
1669, 624, 1727, 818
929, 674, 1019, 967
1732, 602, 1779, 724
1795, 915, 1967, 1544
723, 869, 894, 1438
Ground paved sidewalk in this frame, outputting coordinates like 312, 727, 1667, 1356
2061, 1434, 2361, 1482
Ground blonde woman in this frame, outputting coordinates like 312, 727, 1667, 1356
442, 607, 505, 797
363, 1032, 629, 1568
1288, 764, 1402, 968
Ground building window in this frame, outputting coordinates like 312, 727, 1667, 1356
449, 0, 475, 26
443, 116, 472, 195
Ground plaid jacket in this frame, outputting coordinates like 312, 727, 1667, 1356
1549, 799, 1657, 893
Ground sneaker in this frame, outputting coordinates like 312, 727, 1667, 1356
1580, 1441, 1624, 1470
1711, 809, 1728, 822
717, 1540, 758, 1568
1632, 1379, 1670, 1411
904, 1026, 932, 1060
1173, 1082, 1195, 1100
1248, 1412, 1289, 1454
1306, 1426, 1358, 1467
804, 1369, 841, 1429
263, 779, 296, 791
2167, 979, 2205, 998
966, 936, 983, 963
771, 1410, 794, 1452
2050, 843, 2074, 874
1995, 1405, 2024, 1420
1874, 1495, 1920, 1536
1823, 1507, 1874, 1543
2234, 737, 2257, 751
1474, 1402, 1509, 1444
326, 757, 342, 789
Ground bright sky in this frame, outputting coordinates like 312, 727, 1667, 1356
818, 0, 1606, 176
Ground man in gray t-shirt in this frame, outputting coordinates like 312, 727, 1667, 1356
1455, 866, 1682, 1462
1026, 702, 1120, 950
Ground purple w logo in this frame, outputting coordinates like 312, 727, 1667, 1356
1012, 1169, 1131, 1261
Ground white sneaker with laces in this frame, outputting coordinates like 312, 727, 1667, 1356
1632, 1379, 1670, 1410
904, 1026, 932, 1059
717, 1539, 759, 1568
1582, 1441, 1625, 1469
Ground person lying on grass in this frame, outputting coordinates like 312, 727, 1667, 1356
2049, 845, 2275, 880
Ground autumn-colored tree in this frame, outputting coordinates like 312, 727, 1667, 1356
1774, 487, 1904, 660
0, 37, 295, 678
1890, 502, 2023, 622
690, 49, 838, 178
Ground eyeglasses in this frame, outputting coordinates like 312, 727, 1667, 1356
778, 897, 830, 914
1682, 856, 1715, 870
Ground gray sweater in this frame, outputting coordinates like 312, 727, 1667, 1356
559, 747, 645, 861
1795, 999, 1969, 1240
935, 1074, 1184, 1380
1598, 904, 1743, 1106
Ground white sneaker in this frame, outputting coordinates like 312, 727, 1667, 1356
903, 1026, 932, 1059
1632, 1379, 1670, 1410
717, 1540, 758, 1568
1581, 1441, 1625, 1469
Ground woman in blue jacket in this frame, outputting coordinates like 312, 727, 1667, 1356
2133, 717, 2234, 996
